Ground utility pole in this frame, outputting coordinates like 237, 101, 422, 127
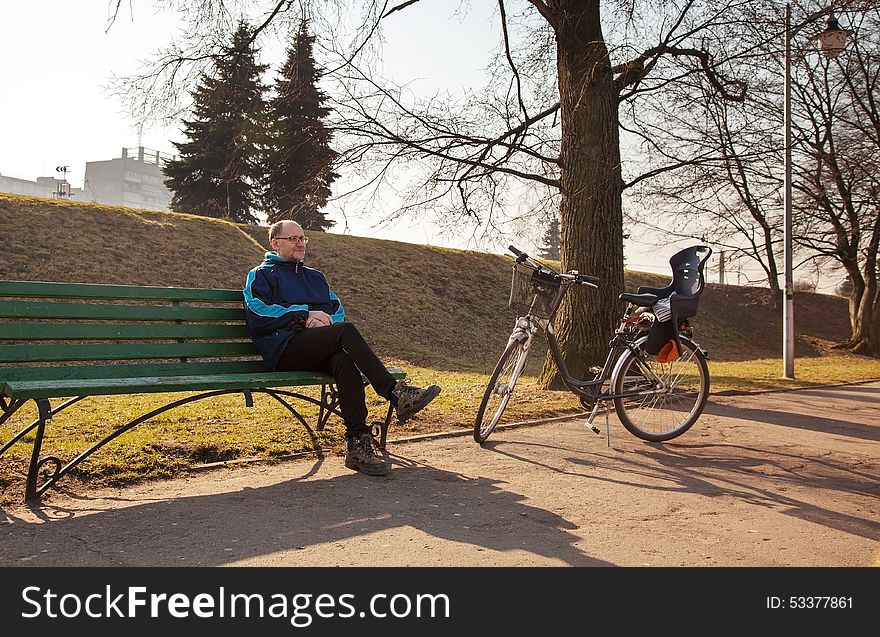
719, 250, 725, 285
54, 165, 71, 199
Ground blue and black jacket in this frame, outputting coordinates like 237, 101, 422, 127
243, 252, 345, 370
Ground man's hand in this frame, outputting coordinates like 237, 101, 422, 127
306, 310, 332, 329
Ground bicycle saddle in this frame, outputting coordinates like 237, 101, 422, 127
618, 292, 659, 306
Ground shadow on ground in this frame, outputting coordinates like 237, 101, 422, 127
0, 458, 609, 567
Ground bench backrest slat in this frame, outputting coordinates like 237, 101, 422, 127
0, 342, 258, 363
0, 280, 242, 302
0, 322, 249, 340
0, 300, 244, 322
0, 281, 266, 384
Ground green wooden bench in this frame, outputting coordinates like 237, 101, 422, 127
0, 280, 405, 501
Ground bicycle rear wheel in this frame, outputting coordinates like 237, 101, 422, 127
474, 339, 529, 443
612, 336, 709, 442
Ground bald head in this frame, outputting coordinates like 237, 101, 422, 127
268, 220, 303, 242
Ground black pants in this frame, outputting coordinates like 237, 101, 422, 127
276, 322, 397, 438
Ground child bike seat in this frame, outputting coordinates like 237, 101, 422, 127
637, 245, 712, 320
637, 245, 712, 357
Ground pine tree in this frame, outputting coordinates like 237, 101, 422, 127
263, 20, 338, 230
163, 22, 267, 223
538, 217, 560, 261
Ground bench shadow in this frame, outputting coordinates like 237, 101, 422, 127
793, 385, 880, 404
830, 384, 880, 395
0, 456, 607, 567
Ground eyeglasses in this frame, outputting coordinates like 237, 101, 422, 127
274, 236, 309, 244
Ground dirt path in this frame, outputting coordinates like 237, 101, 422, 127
2, 382, 878, 567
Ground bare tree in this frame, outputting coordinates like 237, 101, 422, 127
794, 6, 880, 353
627, 52, 785, 297
630, 0, 880, 354
111, 0, 751, 383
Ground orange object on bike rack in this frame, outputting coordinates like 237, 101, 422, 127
656, 339, 680, 363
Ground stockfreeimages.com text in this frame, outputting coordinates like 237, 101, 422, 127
21, 585, 450, 627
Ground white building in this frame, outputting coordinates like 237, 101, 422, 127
1, 147, 175, 211
83, 147, 175, 211
0, 173, 84, 200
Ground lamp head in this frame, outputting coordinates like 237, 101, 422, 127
816, 15, 852, 59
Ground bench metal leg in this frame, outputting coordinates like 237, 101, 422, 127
0, 399, 27, 454
1, 396, 88, 460
25, 390, 332, 501
372, 403, 395, 451
317, 380, 393, 436
25, 399, 60, 502
316, 383, 339, 431
317, 381, 394, 449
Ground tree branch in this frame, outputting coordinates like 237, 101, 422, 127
383, 0, 422, 19
615, 45, 746, 102
526, 0, 557, 31
498, 0, 529, 121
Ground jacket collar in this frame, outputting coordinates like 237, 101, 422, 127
264, 252, 304, 271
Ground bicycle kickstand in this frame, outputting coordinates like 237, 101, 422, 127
604, 404, 611, 447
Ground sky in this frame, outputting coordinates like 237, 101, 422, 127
0, 1, 768, 284
1, 4, 177, 183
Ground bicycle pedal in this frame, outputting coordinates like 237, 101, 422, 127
589, 366, 603, 375
587, 424, 601, 434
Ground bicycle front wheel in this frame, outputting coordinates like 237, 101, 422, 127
474, 339, 529, 443
612, 336, 709, 442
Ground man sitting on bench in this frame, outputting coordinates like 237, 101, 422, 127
243, 220, 441, 476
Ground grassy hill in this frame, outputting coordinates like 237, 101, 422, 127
2, 193, 877, 501
0, 193, 853, 368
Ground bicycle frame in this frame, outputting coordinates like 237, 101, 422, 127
513, 303, 668, 408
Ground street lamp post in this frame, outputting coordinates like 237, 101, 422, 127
784, 3, 794, 379
782, 3, 851, 380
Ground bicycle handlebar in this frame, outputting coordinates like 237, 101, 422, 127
508, 245, 600, 288
577, 273, 601, 286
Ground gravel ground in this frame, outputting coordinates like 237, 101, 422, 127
2, 381, 878, 567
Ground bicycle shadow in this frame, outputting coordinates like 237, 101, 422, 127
0, 455, 607, 567
480, 429, 879, 544
703, 396, 880, 442
628, 441, 880, 542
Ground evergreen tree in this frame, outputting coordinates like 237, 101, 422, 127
538, 217, 560, 261
263, 20, 338, 230
163, 22, 267, 223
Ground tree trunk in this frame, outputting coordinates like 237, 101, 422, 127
847, 272, 879, 356
539, 0, 624, 388
763, 229, 782, 305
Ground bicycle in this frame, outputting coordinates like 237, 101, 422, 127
474, 245, 712, 444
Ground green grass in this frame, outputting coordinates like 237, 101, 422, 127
2, 353, 878, 504
708, 355, 880, 391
